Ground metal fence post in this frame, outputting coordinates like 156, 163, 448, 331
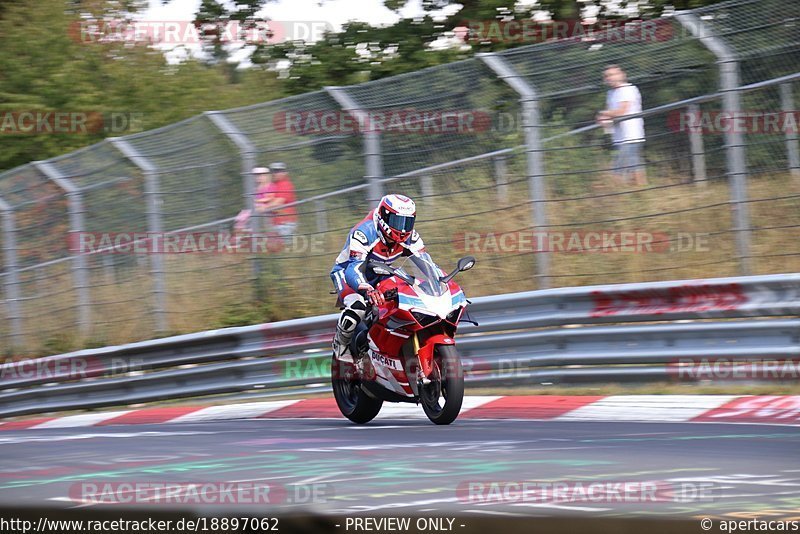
780, 83, 800, 178
204, 111, 261, 297
312, 200, 327, 235
33, 161, 92, 336
421, 174, 434, 200
325, 86, 385, 203
493, 154, 509, 203
102, 255, 115, 287
109, 138, 169, 334
34, 266, 46, 312
204, 164, 220, 220
0, 197, 24, 350
479, 53, 550, 289
677, 12, 751, 275
364, 131, 384, 203
687, 104, 707, 186
204, 112, 257, 219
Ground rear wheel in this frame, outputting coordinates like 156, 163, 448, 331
420, 345, 464, 425
331, 355, 383, 424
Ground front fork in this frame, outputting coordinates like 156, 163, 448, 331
412, 333, 431, 385
413, 332, 456, 386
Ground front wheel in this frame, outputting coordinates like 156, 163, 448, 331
420, 345, 464, 425
331, 355, 383, 424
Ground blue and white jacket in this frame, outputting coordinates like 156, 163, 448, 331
330, 209, 426, 294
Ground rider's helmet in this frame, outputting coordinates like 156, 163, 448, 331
375, 194, 416, 244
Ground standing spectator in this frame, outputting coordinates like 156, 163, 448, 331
233, 166, 271, 235
259, 162, 298, 241
597, 65, 647, 186
251, 166, 272, 233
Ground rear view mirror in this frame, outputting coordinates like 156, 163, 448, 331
457, 256, 476, 272
441, 256, 477, 284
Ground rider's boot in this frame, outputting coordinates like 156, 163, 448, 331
332, 308, 360, 363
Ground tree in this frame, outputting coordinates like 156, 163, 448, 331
249, 0, 731, 94
192, 0, 270, 68
0, 0, 284, 172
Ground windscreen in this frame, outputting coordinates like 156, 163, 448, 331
392, 253, 447, 297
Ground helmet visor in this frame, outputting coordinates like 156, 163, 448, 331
384, 212, 415, 232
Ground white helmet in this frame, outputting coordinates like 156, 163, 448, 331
375, 194, 416, 244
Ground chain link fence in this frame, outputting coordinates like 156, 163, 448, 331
2, 0, 799, 353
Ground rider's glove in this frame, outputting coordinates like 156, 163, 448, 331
358, 283, 385, 306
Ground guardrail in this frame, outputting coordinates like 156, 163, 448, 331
1, 273, 799, 418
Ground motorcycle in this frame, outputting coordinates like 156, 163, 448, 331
331, 254, 476, 425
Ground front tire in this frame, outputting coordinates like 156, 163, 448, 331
420, 345, 464, 425
331, 355, 383, 424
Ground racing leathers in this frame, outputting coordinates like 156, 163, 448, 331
329, 208, 427, 361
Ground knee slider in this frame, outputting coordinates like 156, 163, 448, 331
339, 309, 361, 333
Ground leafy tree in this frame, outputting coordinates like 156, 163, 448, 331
246, 0, 731, 94
0, 0, 735, 171
0, 0, 284, 172
192, 0, 268, 66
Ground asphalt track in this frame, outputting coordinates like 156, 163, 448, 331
0, 418, 797, 519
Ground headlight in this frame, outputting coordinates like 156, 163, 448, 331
411, 311, 439, 326
445, 307, 462, 324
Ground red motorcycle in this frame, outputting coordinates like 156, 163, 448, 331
331, 255, 476, 425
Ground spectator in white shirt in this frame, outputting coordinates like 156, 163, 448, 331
596, 65, 647, 186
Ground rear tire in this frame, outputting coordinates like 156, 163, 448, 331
420, 345, 464, 425
331, 355, 383, 424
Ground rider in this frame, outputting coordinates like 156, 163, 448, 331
330, 194, 426, 362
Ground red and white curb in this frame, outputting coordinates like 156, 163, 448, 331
1, 395, 798, 431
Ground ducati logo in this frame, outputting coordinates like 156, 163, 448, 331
370, 351, 400, 370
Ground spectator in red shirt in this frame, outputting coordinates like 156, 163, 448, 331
258, 162, 298, 241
